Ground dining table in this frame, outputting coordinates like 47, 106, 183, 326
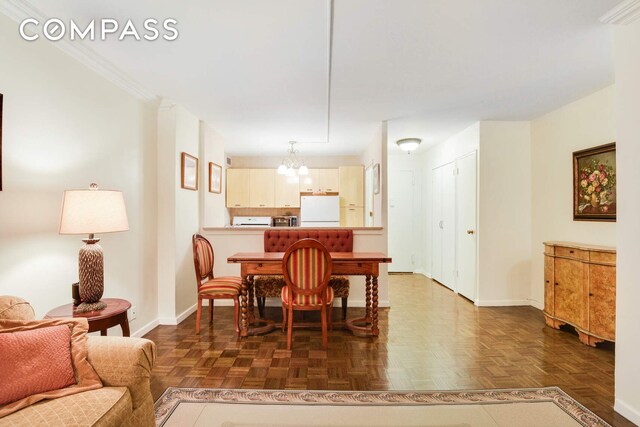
227, 252, 392, 338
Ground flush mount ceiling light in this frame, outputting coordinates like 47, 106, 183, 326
396, 138, 422, 154
277, 141, 309, 176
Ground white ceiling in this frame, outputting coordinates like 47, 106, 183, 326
20, 0, 618, 156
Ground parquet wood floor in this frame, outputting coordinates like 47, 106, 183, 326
145, 274, 634, 426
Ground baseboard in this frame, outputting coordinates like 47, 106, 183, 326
528, 299, 544, 310
131, 318, 159, 338
413, 268, 429, 277
474, 299, 532, 307
615, 398, 640, 425
158, 303, 198, 325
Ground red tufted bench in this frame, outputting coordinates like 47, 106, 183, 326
254, 229, 352, 319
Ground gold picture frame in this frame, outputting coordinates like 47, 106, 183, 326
209, 162, 222, 193
181, 152, 198, 191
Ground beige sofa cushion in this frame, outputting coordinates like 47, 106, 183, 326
0, 387, 132, 427
0, 296, 35, 321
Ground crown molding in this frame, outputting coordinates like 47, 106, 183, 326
600, 0, 640, 24
0, 0, 158, 103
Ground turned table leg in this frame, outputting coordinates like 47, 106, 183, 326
371, 275, 379, 336
365, 274, 372, 323
247, 275, 255, 325
240, 274, 249, 337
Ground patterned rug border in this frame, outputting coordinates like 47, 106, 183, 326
154, 387, 611, 427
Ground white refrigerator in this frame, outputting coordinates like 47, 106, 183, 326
300, 196, 340, 227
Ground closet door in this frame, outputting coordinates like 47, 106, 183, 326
431, 167, 443, 282
441, 162, 456, 289
456, 152, 477, 301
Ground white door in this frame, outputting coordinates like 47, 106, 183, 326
431, 167, 443, 281
389, 170, 414, 272
441, 162, 456, 289
456, 152, 478, 301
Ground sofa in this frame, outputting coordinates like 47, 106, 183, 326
0, 296, 156, 427
254, 229, 352, 319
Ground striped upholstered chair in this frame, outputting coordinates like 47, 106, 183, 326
192, 234, 243, 335
281, 238, 334, 350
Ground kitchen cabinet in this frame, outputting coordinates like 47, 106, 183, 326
338, 166, 364, 207
543, 242, 616, 346
275, 174, 300, 208
226, 169, 250, 208
248, 169, 275, 207
299, 169, 339, 193
340, 207, 364, 227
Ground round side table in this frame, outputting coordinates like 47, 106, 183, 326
45, 298, 131, 337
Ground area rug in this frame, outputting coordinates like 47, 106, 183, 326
154, 387, 611, 427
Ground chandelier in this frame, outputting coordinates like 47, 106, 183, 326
277, 141, 309, 176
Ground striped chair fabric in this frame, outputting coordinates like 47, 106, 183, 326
194, 238, 214, 279
283, 246, 333, 306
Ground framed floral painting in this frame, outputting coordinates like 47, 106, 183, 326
573, 143, 616, 221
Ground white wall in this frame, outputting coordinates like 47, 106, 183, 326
0, 13, 158, 336
361, 123, 387, 228
478, 121, 532, 306
202, 123, 229, 228
156, 101, 201, 323
420, 122, 480, 277
612, 16, 640, 426
529, 86, 616, 308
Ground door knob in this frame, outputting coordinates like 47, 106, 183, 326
466, 230, 475, 234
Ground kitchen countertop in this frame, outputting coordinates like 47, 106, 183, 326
202, 226, 384, 234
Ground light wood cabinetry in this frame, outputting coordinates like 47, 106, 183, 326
226, 169, 250, 208
340, 207, 364, 227
275, 174, 300, 208
227, 169, 276, 208
248, 169, 275, 208
339, 166, 364, 226
299, 169, 339, 193
543, 241, 616, 346
339, 166, 364, 207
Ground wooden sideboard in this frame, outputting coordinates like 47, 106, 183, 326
543, 241, 616, 347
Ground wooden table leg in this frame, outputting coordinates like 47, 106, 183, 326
121, 314, 130, 337
371, 275, 379, 336
365, 274, 372, 323
248, 275, 255, 325
240, 272, 249, 337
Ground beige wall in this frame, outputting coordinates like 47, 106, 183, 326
478, 121, 532, 305
156, 102, 201, 323
0, 13, 158, 336
612, 17, 640, 425
201, 124, 229, 228
529, 86, 616, 308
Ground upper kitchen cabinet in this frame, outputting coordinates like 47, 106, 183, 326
339, 166, 364, 207
275, 174, 300, 208
249, 169, 275, 207
226, 169, 250, 207
227, 169, 276, 208
299, 169, 339, 193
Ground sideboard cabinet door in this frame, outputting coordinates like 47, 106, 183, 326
554, 257, 587, 329
588, 263, 616, 341
544, 255, 555, 317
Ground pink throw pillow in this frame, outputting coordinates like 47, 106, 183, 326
0, 325, 76, 405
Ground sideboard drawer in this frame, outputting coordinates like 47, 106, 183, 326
555, 246, 588, 261
590, 251, 616, 264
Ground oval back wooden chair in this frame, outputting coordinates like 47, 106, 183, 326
192, 234, 242, 335
281, 238, 333, 350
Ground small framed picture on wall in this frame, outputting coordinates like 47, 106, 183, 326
573, 142, 616, 221
373, 163, 380, 195
209, 162, 222, 193
181, 152, 198, 191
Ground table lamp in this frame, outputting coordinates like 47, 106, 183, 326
59, 183, 129, 312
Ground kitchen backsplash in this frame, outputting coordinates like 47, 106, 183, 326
228, 207, 300, 223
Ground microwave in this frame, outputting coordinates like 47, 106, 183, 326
272, 216, 298, 227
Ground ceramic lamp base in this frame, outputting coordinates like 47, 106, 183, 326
79, 238, 105, 308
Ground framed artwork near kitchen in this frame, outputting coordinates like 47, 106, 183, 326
373, 163, 380, 195
181, 152, 199, 191
209, 162, 222, 193
573, 142, 616, 221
